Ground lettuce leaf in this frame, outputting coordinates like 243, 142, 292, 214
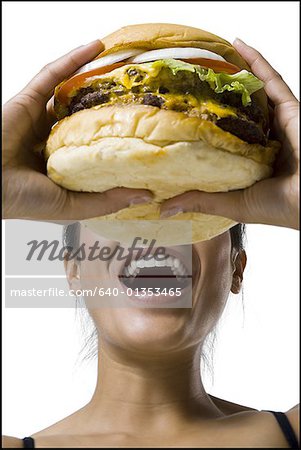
150, 59, 264, 106
152, 58, 196, 74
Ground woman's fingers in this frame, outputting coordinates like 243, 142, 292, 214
233, 38, 297, 106
37, 186, 152, 221
160, 190, 246, 223
61, 188, 153, 221
20, 40, 104, 102
160, 178, 298, 229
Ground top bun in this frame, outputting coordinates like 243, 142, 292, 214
99, 23, 250, 69
96, 23, 268, 121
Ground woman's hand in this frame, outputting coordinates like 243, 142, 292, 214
161, 38, 299, 230
2, 40, 152, 221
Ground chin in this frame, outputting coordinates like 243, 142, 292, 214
95, 307, 193, 355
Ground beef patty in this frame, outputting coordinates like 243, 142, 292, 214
64, 86, 267, 146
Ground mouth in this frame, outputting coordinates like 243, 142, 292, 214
116, 247, 197, 306
120, 253, 191, 291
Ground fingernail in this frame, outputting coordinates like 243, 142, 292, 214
129, 196, 152, 206
160, 207, 183, 218
233, 37, 247, 46
81, 39, 102, 48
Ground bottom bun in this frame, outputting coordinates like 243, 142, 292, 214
47, 135, 272, 244
81, 210, 235, 246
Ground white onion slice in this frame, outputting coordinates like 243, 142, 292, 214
72, 48, 144, 76
128, 47, 226, 63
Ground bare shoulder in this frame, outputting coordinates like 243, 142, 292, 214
252, 404, 300, 447
286, 403, 300, 441
2, 436, 23, 448
209, 395, 300, 447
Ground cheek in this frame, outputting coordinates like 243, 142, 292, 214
78, 232, 117, 292
192, 236, 233, 337
203, 250, 233, 299
79, 248, 117, 297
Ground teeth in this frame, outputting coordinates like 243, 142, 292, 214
123, 254, 188, 277
137, 259, 145, 268
144, 259, 153, 267
173, 258, 180, 268
127, 265, 134, 276
156, 259, 166, 267
166, 256, 173, 266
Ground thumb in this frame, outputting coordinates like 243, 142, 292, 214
160, 190, 247, 223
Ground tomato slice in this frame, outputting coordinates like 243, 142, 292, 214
56, 57, 241, 106
56, 62, 127, 105
182, 58, 241, 74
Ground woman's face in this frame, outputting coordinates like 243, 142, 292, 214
65, 226, 245, 355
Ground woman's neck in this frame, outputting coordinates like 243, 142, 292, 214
86, 339, 223, 436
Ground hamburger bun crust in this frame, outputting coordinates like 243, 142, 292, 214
46, 105, 279, 244
99, 23, 249, 70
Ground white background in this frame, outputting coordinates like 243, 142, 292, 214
2, 1, 300, 438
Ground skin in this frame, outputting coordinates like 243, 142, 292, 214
2, 38, 299, 448
2, 229, 298, 447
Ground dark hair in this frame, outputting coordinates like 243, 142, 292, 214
63, 222, 246, 254
230, 223, 246, 252
63, 222, 81, 254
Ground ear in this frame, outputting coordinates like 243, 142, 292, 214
64, 253, 81, 291
231, 250, 247, 294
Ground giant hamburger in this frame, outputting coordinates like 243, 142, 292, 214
45, 23, 279, 244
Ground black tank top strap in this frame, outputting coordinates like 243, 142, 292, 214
23, 437, 35, 448
265, 410, 299, 449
